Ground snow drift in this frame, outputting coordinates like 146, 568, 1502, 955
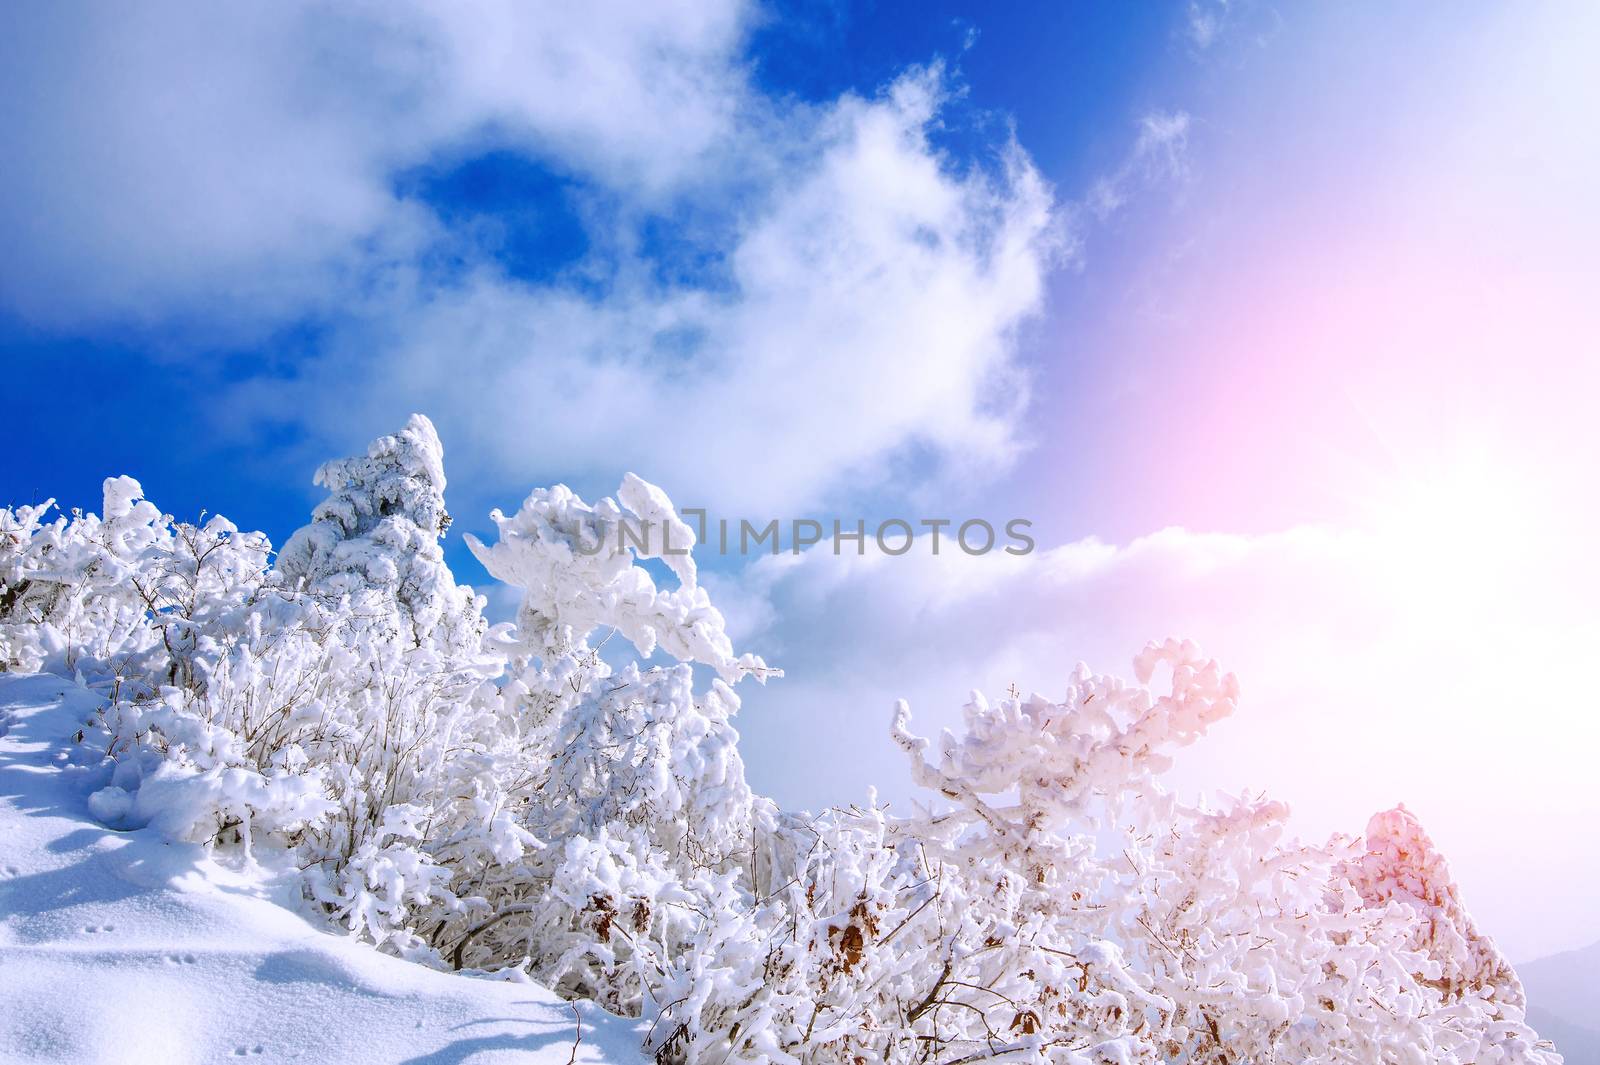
0, 672, 642, 1064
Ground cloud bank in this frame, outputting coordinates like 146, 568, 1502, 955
719, 505, 1600, 962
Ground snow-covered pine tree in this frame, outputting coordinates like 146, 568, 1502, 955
275, 413, 482, 657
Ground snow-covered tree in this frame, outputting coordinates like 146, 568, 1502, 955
275, 412, 482, 657
1345, 805, 1530, 1011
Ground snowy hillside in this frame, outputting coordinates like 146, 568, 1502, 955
0, 673, 642, 1065
0, 421, 1568, 1062
1522, 942, 1600, 1065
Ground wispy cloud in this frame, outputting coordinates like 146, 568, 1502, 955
1185, 0, 1229, 51
1083, 110, 1191, 220
1181, 0, 1282, 61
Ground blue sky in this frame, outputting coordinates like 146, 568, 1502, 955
4, 1, 1598, 961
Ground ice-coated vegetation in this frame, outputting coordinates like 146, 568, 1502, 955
0, 416, 1561, 1063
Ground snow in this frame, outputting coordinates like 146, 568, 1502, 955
0, 420, 1569, 1062
0, 673, 643, 1065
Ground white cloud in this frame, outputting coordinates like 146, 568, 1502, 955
220, 65, 1060, 514
0, 0, 749, 331
0, 5, 1063, 515
1185, 1, 1227, 51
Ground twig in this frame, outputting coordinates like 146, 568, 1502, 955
566, 1002, 583, 1065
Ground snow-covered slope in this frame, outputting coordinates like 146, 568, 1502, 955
1522, 941, 1600, 1065
0, 673, 642, 1065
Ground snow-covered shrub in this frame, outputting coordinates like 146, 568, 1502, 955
641, 642, 1559, 1064
0, 476, 264, 680
427, 474, 780, 1005
0, 419, 507, 957
0, 415, 1561, 1064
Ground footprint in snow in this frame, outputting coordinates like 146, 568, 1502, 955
81, 924, 115, 934
232, 1046, 265, 1056
0, 865, 20, 878
164, 952, 199, 965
